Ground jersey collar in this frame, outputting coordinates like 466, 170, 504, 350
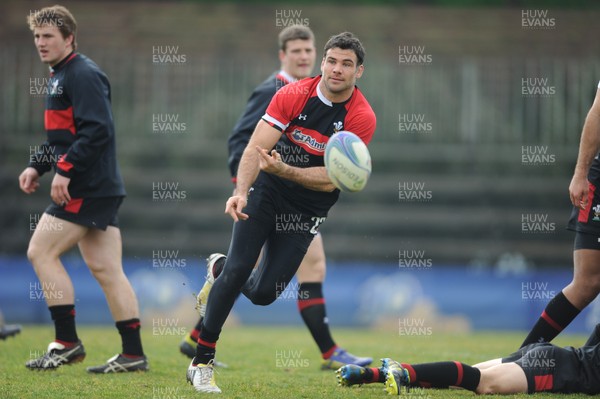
316, 78, 333, 107
277, 70, 295, 84
49, 52, 77, 75
316, 76, 357, 107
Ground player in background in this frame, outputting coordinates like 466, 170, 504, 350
337, 328, 600, 396
19, 5, 147, 372
0, 325, 21, 340
186, 32, 376, 393
0, 309, 21, 340
180, 25, 371, 371
520, 83, 600, 348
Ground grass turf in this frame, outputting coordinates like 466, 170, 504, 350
0, 325, 591, 398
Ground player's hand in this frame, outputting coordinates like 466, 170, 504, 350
50, 173, 71, 207
569, 174, 590, 210
18, 167, 40, 194
225, 194, 249, 222
256, 146, 286, 176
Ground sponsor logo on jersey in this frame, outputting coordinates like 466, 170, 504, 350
288, 128, 326, 154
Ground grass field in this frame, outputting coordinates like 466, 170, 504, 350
0, 325, 592, 399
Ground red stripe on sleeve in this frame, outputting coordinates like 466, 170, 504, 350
64, 198, 83, 214
541, 310, 562, 332
534, 374, 553, 391
578, 183, 596, 222
264, 77, 314, 132
57, 154, 74, 173
297, 298, 325, 311
45, 107, 76, 134
453, 361, 464, 386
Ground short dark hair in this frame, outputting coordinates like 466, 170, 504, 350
27, 5, 78, 51
278, 25, 314, 52
323, 32, 365, 66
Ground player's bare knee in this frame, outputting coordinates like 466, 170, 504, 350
84, 257, 104, 274
297, 258, 326, 283
573, 276, 600, 303
588, 274, 600, 293
26, 242, 49, 266
310, 260, 326, 280
26, 244, 38, 264
87, 261, 121, 285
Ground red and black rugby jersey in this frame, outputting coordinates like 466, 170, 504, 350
260, 75, 376, 215
28, 52, 125, 198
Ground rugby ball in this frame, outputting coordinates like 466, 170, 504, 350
324, 131, 371, 192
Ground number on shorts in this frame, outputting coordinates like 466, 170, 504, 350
309, 217, 326, 235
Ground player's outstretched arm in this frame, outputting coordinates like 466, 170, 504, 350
256, 147, 336, 192
570, 88, 600, 210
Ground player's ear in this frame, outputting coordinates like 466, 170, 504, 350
65, 34, 74, 49
278, 49, 286, 63
355, 64, 365, 79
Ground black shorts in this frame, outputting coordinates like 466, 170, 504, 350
503, 343, 600, 394
573, 230, 600, 250
230, 180, 320, 305
44, 196, 124, 230
567, 181, 600, 238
